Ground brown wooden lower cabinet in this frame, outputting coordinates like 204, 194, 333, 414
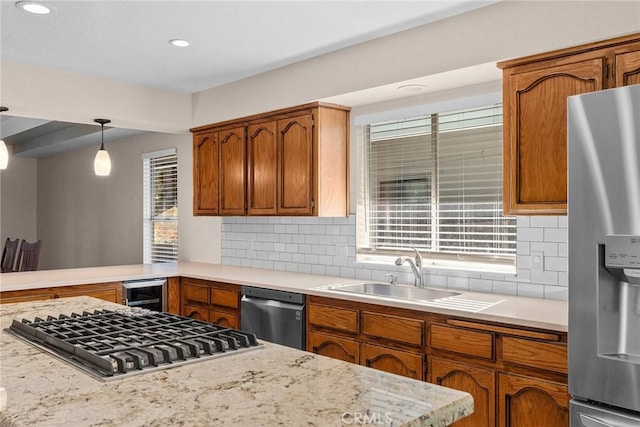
0, 282, 122, 305
430, 357, 496, 427
360, 343, 424, 380
307, 330, 360, 364
180, 278, 241, 327
498, 373, 569, 427
210, 308, 239, 329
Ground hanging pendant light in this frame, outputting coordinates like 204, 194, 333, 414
0, 106, 9, 170
93, 118, 111, 176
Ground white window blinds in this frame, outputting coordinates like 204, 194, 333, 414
359, 104, 516, 268
143, 149, 178, 264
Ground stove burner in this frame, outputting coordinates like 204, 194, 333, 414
6, 309, 264, 381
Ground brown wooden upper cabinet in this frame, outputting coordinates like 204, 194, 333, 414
498, 33, 640, 215
192, 102, 350, 217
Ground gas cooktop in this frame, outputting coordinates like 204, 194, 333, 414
6, 308, 264, 381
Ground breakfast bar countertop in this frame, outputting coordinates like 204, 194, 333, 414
0, 296, 473, 427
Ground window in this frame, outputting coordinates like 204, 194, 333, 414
143, 149, 178, 263
357, 104, 516, 271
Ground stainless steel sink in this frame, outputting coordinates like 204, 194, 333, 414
331, 283, 460, 301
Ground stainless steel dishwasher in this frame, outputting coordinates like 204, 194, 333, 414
240, 286, 305, 350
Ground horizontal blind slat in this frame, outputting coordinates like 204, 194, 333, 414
361, 103, 516, 261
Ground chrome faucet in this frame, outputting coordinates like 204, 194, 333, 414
395, 248, 423, 287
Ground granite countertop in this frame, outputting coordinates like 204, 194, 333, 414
0, 261, 567, 332
0, 297, 472, 427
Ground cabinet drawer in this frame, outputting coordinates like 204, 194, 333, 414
430, 324, 494, 360
183, 283, 209, 304
211, 288, 238, 309
502, 336, 567, 374
362, 312, 423, 346
308, 304, 358, 334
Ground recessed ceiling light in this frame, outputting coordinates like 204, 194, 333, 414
16, 1, 51, 14
397, 84, 428, 93
169, 39, 190, 48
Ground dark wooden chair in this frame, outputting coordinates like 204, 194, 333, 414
15, 240, 42, 272
1, 238, 20, 273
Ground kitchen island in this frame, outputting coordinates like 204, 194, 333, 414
0, 296, 473, 427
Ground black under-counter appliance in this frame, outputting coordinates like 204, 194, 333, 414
122, 278, 167, 311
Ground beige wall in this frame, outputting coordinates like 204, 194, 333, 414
35, 132, 220, 270
0, 156, 38, 245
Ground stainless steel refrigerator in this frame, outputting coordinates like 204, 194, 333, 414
568, 84, 640, 427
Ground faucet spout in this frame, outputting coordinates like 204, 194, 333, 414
395, 248, 423, 287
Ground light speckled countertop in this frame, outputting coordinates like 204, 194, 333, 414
0, 261, 567, 331
0, 297, 472, 427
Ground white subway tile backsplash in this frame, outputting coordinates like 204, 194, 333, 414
530, 270, 559, 285
558, 271, 568, 286
298, 264, 312, 274
530, 242, 558, 257
558, 243, 568, 257
517, 283, 545, 298
530, 216, 558, 228
221, 215, 569, 301
492, 281, 518, 295
325, 266, 341, 276
469, 278, 493, 293
544, 285, 568, 300
517, 255, 532, 269
517, 227, 544, 242
447, 276, 469, 290
517, 242, 530, 255
544, 227, 568, 242
545, 257, 568, 272
312, 265, 326, 275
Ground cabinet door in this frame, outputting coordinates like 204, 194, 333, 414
183, 304, 210, 322
219, 126, 246, 215
430, 357, 495, 427
210, 308, 239, 329
616, 50, 640, 86
277, 114, 313, 215
503, 58, 605, 215
193, 131, 219, 215
360, 343, 424, 380
247, 121, 278, 215
498, 373, 569, 427
307, 330, 360, 364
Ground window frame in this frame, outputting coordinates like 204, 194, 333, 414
355, 101, 516, 274
142, 148, 178, 264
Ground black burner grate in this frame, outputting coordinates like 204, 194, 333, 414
7, 309, 263, 381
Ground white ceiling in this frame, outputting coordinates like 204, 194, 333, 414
0, 0, 499, 157
0, 0, 497, 94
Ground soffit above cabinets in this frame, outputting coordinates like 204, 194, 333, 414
0, 115, 145, 159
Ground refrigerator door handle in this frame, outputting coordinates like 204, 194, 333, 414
578, 413, 613, 427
